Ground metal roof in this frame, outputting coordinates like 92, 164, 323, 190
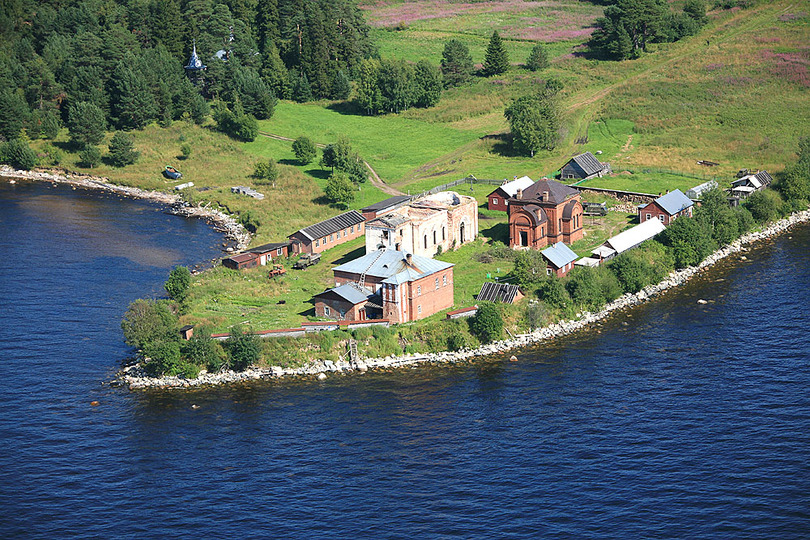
296, 210, 365, 241
521, 178, 579, 204
495, 176, 535, 197
314, 283, 372, 305
654, 189, 693, 216
570, 152, 603, 176
477, 282, 521, 304
248, 241, 290, 254
541, 242, 578, 268
686, 180, 718, 200
225, 252, 259, 263
361, 195, 412, 213
333, 248, 453, 281
603, 219, 666, 255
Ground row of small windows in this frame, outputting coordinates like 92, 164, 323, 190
415, 273, 449, 296
423, 227, 447, 250
314, 224, 362, 247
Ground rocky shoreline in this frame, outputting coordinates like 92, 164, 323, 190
118, 206, 810, 390
0, 166, 251, 252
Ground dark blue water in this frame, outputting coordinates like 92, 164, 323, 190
1, 180, 809, 538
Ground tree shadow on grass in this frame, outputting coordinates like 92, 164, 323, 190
306, 168, 331, 180
278, 158, 301, 166
326, 100, 365, 116
481, 222, 509, 244
311, 195, 349, 210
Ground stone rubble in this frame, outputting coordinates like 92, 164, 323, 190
117, 207, 810, 390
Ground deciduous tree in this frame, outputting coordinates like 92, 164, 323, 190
292, 136, 317, 164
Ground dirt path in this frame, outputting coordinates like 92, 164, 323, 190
258, 131, 404, 196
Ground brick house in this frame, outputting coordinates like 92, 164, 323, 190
560, 152, 611, 180
313, 283, 376, 321
331, 248, 454, 323
364, 191, 478, 258
288, 210, 366, 255
222, 252, 261, 270
541, 242, 578, 277
508, 178, 584, 249
247, 241, 291, 265
486, 176, 535, 212
638, 189, 694, 225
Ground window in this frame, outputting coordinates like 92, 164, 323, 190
277, 248, 282, 256
435, 277, 439, 290
443, 274, 447, 286
493, 197, 498, 205
658, 215, 665, 222
359, 223, 362, 231
350, 225, 354, 233
324, 306, 331, 316
424, 235, 428, 249
547, 268, 552, 276
330, 234, 334, 241
558, 218, 562, 233
417, 305, 422, 314
417, 285, 421, 296
433, 231, 437, 245
316, 240, 320, 247
646, 213, 651, 221
442, 227, 446, 241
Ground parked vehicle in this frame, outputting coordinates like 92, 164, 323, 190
583, 202, 608, 216
163, 166, 182, 180
268, 264, 286, 279
293, 253, 321, 269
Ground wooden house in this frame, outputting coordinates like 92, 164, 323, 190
560, 152, 611, 180
731, 171, 773, 199
486, 176, 535, 211
541, 242, 578, 277
508, 178, 584, 249
222, 252, 261, 270
288, 210, 366, 255
638, 189, 694, 225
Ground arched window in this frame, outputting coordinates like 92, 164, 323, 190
424, 235, 428, 249
433, 230, 437, 245
460, 222, 465, 243
442, 227, 446, 241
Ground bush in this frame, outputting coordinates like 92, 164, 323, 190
526, 43, 549, 71
107, 132, 139, 167
661, 216, 716, 268
537, 276, 570, 310
181, 333, 226, 372
121, 299, 179, 351
143, 339, 182, 376
180, 143, 192, 160
744, 190, 786, 224
469, 302, 503, 344
79, 145, 102, 168
253, 159, 279, 186
0, 139, 38, 170
522, 302, 548, 330
238, 211, 261, 234
292, 136, 317, 165
225, 328, 261, 371
165, 266, 191, 304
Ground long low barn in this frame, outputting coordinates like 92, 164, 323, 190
288, 210, 366, 255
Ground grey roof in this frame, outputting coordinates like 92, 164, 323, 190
315, 283, 372, 305
248, 241, 290, 254
333, 249, 453, 282
520, 178, 579, 204
654, 189, 693, 215
570, 152, 603, 176
295, 210, 365, 241
541, 242, 578, 268
361, 195, 412, 214
733, 170, 773, 189
477, 282, 522, 304
367, 213, 410, 229
754, 170, 773, 185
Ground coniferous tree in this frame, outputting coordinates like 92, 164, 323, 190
483, 30, 509, 76
0, 89, 30, 140
525, 42, 549, 71
441, 39, 474, 88
331, 70, 352, 100
149, 0, 185, 58
107, 132, 139, 167
108, 59, 158, 130
68, 101, 106, 147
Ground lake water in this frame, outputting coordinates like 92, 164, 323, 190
1, 180, 808, 538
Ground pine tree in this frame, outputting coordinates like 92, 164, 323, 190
68, 101, 106, 147
441, 39, 474, 88
107, 132, 139, 167
483, 30, 509, 76
525, 42, 549, 71
109, 59, 158, 130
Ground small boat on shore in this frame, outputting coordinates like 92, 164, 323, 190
163, 166, 182, 180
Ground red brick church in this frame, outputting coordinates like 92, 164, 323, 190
508, 178, 584, 249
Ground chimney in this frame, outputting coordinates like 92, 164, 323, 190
516, 189, 523, 200
542, 190, 549, 202
406, 253, 413, 266
395, 242, 401, 251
